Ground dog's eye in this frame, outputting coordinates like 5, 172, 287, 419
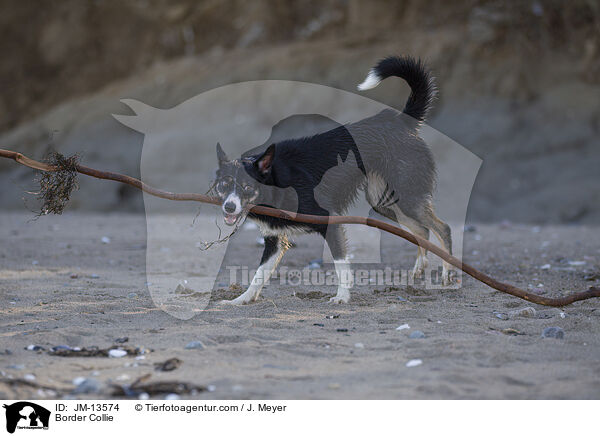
217, 180, 231, 191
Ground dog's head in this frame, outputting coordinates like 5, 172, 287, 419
213, 143, 275, 226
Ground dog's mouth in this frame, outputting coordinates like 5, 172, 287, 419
223, 212, 241, 226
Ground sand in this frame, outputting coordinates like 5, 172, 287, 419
1, 212, 599, 399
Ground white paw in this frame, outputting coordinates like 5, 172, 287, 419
218, 296, 252, 305
441, 266, 457, 286
329, 295, 350, 304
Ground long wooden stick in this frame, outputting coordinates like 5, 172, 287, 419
2, 148, 599, 307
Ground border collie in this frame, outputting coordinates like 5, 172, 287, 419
213, 56, 452, 305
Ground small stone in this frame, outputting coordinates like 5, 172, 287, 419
494, 312, 509, 320
508, 307, 537, 319
89, 274, 100, 279
51, 345, 73, 352
354, 342, 364, 349
207, 385, 216, 392
336, 328, 348, 332
308, 259, 323, 269
396, 324, 410, 331
184, 341, 205, 350
72, 377, 86, 386
70, 273, 79, 279
409, 330, 425, 339
108, 349, 127, 358
138, 392, 150, 400
72, 378, 101, 394
541, 327, 564, 339
101, 236, 111, 244
24, 374, 36, 381
7, 364, 25, 370
165, 393, 180, 400
115, 337, 129, 344
397, 296, 408, 302
559, 312, 566, 319
325, 314, 339, 319
540, 264, 551, 270
406, 359, 423, 368
26, 345, 44, 351
568, 260, 585, 266
313, 323, 325, 327
127, 292, 137, 299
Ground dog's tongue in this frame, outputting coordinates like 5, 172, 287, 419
224, 214, 237, 225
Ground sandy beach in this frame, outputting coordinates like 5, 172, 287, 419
1, 212, 599, 399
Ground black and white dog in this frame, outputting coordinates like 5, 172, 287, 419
214, 56, 452, 305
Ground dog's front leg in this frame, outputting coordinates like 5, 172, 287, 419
220, 235, 289, 305
323, 225, 353, 304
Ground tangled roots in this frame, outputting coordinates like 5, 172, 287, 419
36, 152, 80, 215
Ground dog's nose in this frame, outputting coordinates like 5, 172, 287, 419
224, 202, 236, 213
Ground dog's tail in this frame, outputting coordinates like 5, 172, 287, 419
357, 56, 436, 124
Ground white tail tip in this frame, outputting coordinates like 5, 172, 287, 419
357, 70, 381, 91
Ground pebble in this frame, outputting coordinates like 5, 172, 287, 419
26, 344, 45, 351
559, 312, 566, 319
409, 331, 425, 339
127, 292, 137, 299
73, 378, 101, 394
89, 274, 100, 279
7, 364, 25, 370
165, 393, 181, 400
508, 307, 537, 319
51, 345, 73, 352
207, 385, 216, 392
568, 260, 586, 266
540, 264, 551, 270
406, 359, 423, 368
24, 374, 36, 381
354, 343, 364, 349
115, 337, 129, 344
397, 296, 408, 302
108, 349, 127, 358
101, 236, 111, 244
336, 328, 348, 332
308, 259, 323, 269
396, 324, 410, 331
184, 341, 205, 350
494, 312, 509, 320
138, 393, 150, 400
541, 327, 564, 339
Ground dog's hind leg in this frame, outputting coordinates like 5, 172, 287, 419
418, 205, 453, 286
322, 225, 353, 304
220, 235, 290, 305
372, 202, 430, 280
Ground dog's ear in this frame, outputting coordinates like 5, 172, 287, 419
216, 142, 228, 165
255, 144, 275, 176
